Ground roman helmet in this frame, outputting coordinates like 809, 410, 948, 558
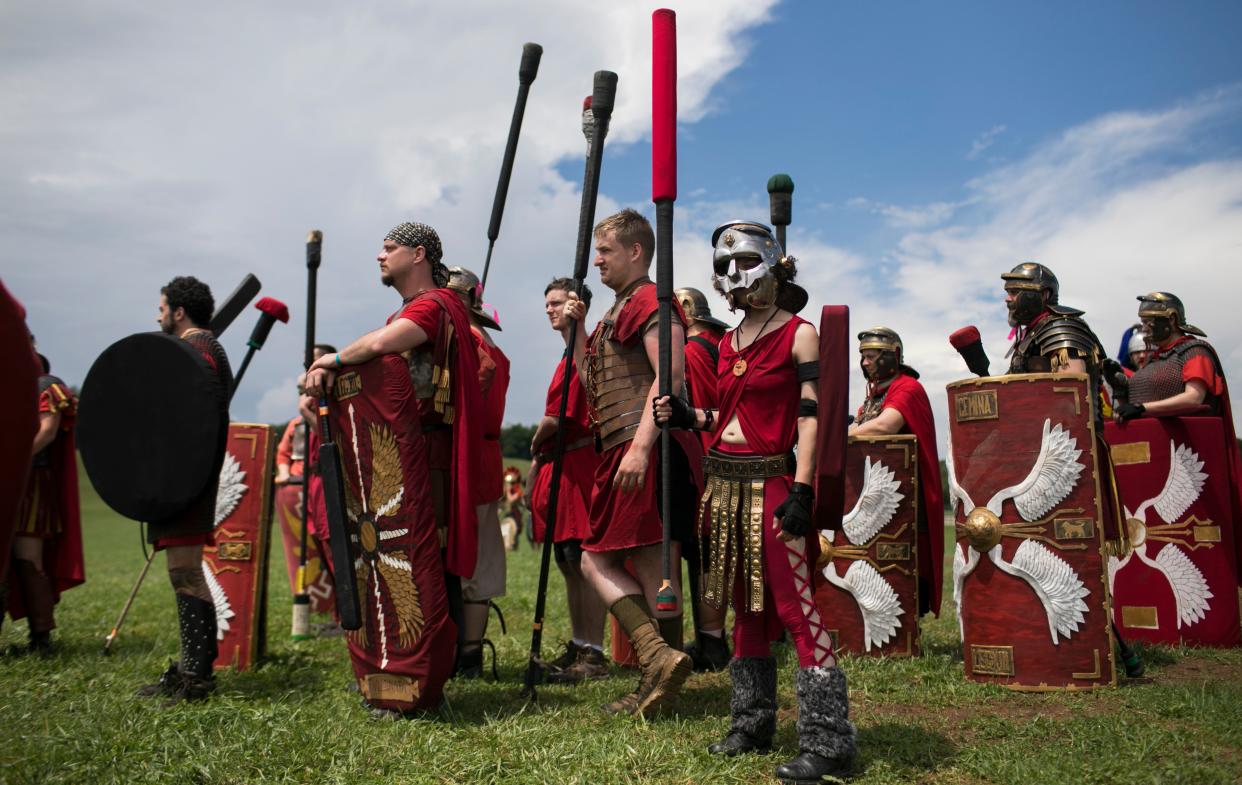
1000, 261, 1061, 327
1137, 291, 1205, 343
857, 326, 918, 381
710, 220, 807, 313
446, 266, 501, 331
674, 286, 729, 330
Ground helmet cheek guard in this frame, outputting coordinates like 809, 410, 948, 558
1006, 288, 1044, 326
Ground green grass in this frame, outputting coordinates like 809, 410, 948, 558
2, 472, 1241, 784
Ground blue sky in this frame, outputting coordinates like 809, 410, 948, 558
2, 0, 1240, 435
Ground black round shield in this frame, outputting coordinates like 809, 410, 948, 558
78, 332, 226, 522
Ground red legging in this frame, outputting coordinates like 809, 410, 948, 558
730, 474, 837, 669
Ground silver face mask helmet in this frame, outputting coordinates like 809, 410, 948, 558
711, 220, 783, 311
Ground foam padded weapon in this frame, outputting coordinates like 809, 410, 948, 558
232, 297, 290, 393
523, 70, 618, 700
950, 325, 990, 377
481, 43, 543, 293
209, 273, 262, 337
294, 231, 323, 638
652, 7, 678, 613
768, 173, 794, 255
316, 396, 362, 630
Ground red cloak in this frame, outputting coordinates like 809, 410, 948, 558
531, 356, 598, 543
869, 372, 944, 615
396, 289, 483, 578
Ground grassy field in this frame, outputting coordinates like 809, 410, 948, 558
2, 469, 1241, 785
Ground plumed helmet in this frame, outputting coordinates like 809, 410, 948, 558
446, 266, 501, 331
675, 286, 728, 330
1137, 291, 1205, 337
1001, 261, 1060, 304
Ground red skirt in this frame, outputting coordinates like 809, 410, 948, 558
531, 444, 599, 543
584, 441, 663, 552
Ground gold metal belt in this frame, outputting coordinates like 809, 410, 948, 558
698, 451, 793, 614
701, 451, 795, 480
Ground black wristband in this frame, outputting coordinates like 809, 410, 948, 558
796, 361, 819, 383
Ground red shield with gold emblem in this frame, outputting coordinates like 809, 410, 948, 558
1105, 416, 1241, 647
815, 434, 921, 656
204, 423, 276, 671
328, 355, 456, 713
946, 373, 1116, 689
274, 483, 336, 614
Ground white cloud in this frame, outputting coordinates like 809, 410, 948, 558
0, 0, 779, 426
966, 124, 1007, 160
817, 86, 1242, 437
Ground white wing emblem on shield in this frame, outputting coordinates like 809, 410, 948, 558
987, 419, 1083, 521
820, 531, 903, 651
952, 543, 980, 639
1137, 441, 1207, 524
947, 419, 1089, 644
1153, 544, 1212, 627
213, 452, 248, 527
842, 457, 904, 545
1110, 440, 1212, 629
203, 562, 235, 641
990, 540, 1090, 644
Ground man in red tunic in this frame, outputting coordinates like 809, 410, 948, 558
675, 286, 731, 671
446, 266, 509, 678
562, 209, 701, 716
658, 220, 856, 784
305, 222, 482, 715
848, 327, 944, 617
529, 277, 608, 683
139, 276, 233, 702
7, 352, 85, 655
1115, 292, 1242, 571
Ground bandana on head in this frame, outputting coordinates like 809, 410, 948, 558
386, 221, 448, 286
386, 222, 444, 265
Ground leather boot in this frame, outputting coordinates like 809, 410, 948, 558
171, 593, 217, 702
775, 666, 857, 783
602, 595, 691, 716
13, 559, 55, 655
685, 630, 731, 672
708, 656, 776, 756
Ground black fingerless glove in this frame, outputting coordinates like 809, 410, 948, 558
1101, 358, 1129, 396
775, 482, 815, 537
658, 395, 696, 430
1115, 402, 1146, 423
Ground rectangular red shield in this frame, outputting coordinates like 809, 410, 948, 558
946, 373, 1116, 690
274, 482, 336, 614
328, 355, 457, 713
1104, 416, 1241, 646
204, 422, 276, 671
815, 434, 921, 656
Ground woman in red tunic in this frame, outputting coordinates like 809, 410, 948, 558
658, 221, 856, 785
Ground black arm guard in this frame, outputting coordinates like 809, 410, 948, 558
796, 361, 818, 383
798, 398, 817, 418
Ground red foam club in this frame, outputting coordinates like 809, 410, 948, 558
949, 325, 981, 349
651, 8, 677, 203
255, 296, 290, 323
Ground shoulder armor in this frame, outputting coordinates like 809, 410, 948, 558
1034, 316, 1101, 359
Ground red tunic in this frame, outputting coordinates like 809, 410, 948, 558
396, 290, 483, 578
9, 380, 85, 620
472, 328, 509, 505
859, 372, 944, 615
531, 356, 598, 543
584, 281, 702, 552
712, 318, 807, 455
